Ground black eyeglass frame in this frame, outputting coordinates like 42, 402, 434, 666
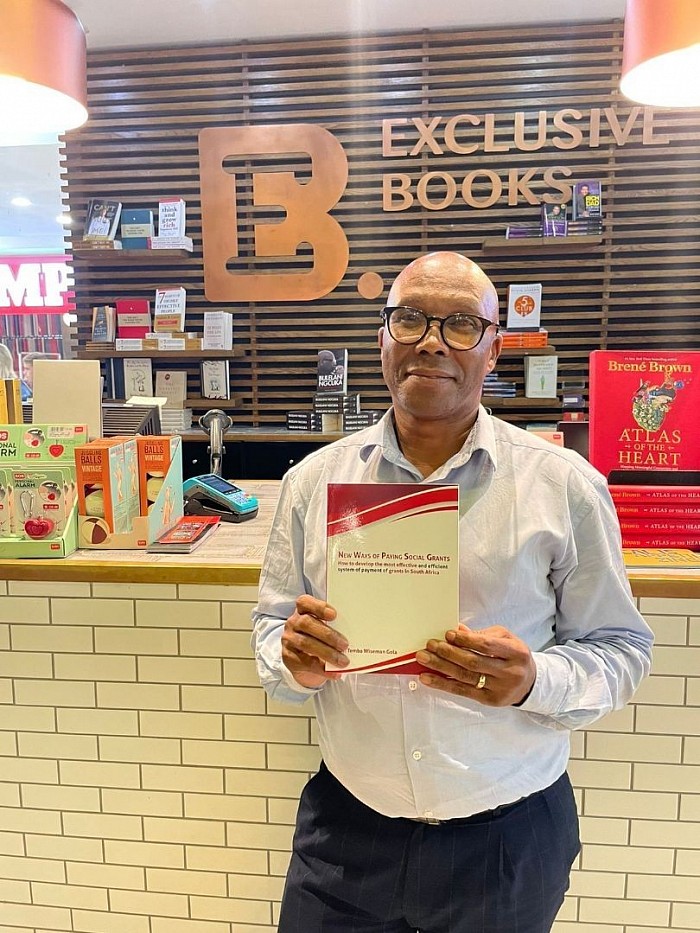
380, 306, 500, 351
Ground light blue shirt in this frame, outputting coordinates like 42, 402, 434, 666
252, 409, 653, 819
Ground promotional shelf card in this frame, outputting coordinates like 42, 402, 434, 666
589, 350, 700, 480
326, 483, 459, 674
506, 283, 542, 331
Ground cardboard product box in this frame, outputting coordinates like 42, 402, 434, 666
75, 439, 131, 537
0, 380, 23, 423
137, 434, 181, 515
9, 465, 73, 540
0, 424, 88, 463
0, 466, 14, 536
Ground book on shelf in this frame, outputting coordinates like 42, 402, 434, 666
154, 287, 187, 333
201, 360, 230, 400
313, 392, 359, 413
500, 328, 549, 349
158, 198, 187, 238
317, 348, 348, 393
524, 354, 558, 398
287, 411, 323, 432
506, 284, 542, 331
505, 221, 543, 239
73, 238, 123, 250
573, 180, 603, 221
621, 535, 700, 549
589, 350, 700, 480
159, 408, 193, 433
202, 311, 233, 351
122, 358, 153, 398
83, 198, 122, 241
155, 370, 188, 409
120, 208, 155, 249
146, 515, 220, 554
148, 236, 194, 251
91, 305, 115, 343
116, 299, 151, 339
541, 203, 568, 237
619, 519, 700, 535
622, 548, 700, 568
613, 504, 700, 518
610, 484, 700, 503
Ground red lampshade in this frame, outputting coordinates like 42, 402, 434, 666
0, 0, 87, 141
621, 0, 700, 107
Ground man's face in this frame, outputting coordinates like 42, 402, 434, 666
581, 185, 589, 196
379, 259, 501, 425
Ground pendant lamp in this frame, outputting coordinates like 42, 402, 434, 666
620, 0, 700, 108
0, 0, 87, 141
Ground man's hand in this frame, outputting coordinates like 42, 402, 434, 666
416, 624, 536, 707
281, 595, 349, 688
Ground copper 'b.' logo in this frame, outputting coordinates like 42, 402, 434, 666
199, 124, 349, 302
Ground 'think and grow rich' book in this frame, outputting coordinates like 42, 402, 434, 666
325, 483, 459, 674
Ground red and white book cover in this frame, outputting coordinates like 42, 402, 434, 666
589, 350, 700, 480
116, 299, 151, 339
610, 484, 700, 503
326, 483, 459, 674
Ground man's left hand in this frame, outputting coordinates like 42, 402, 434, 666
416, 624, 536, 707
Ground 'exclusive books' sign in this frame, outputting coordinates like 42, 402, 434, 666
326, 483, 459, 674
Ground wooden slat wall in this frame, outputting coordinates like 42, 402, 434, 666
63, 20, 700, 427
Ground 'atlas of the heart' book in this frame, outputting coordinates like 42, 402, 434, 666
325, 483, 459, 674
589, 350, 700, 480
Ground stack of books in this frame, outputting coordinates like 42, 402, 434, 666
609, 483, 700, 550
505, 221, 542, 240
500, 329, 549, 349
160, 408, 193, 433
483, 373, 517, 397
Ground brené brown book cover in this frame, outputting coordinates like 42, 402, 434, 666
589, 350, 700, 480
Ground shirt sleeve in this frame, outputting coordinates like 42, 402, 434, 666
517, 478, 653, 730
251, 471, 324, 705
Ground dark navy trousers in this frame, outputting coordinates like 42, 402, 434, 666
278, 762, 580, 933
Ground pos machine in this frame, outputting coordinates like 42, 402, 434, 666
183, 410, 258, 522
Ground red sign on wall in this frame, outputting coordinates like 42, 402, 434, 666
0, 255, 75, 315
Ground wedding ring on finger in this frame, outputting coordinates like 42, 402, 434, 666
475, 674, 487, 690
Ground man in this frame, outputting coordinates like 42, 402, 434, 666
252, 252, 652, 933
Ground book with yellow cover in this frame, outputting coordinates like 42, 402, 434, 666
326, 483, 459, 674
623, 548, 700, 568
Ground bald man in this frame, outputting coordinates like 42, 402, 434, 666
253, 252, 652, 933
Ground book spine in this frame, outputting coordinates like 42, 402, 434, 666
619, 520, 700, 533
621, 536, 700, 548
615, 505, 700, 518
610, 485, 700, 501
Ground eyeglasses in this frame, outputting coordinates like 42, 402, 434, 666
380, 306, 499, 351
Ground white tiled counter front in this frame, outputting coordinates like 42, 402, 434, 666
1, 495, 699, 931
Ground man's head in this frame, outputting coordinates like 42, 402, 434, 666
379, 252, 501, 427
580, 184, 589, 196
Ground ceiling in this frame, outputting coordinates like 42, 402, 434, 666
1, 0, 628, 256
64, 0, 626, 50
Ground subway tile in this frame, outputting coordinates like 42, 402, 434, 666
99, 735, 181, 765
225, 768, 308, 799
182, 685, 265, 715
144, 815, 225, 846
0, 804, 62, 835
643, 613, 688, 645
569, 731, 585, 759
15, 679, 96, 708
585, 731, 682, 763
63, 812, 143, 841
581, 843, 674, 874
631, 819, 700, 848
223, 658, 261, 687
93, 582, 177, 600
0, 623, 9, 649
140, 711, 223, 740
687, 678, 700, 706
142, 764, 224, 794
98, 681, 180, 711
222, 602, 257, 630
32, 881, 108, 910
146, 866, 227, 897
10, 581, 90, 598
268, 850, 291, 877
266, 744, 321, 773
0, 877, 31, 902
634, 762, 700, 793
0, 677, 11, 702
181, 629, 250, 658
73, 908, 150, 933
579, 897, 669, 926
11, 624, 92, 652
19, 732, 98, 761
0, 853, 65, 882
26, 834, 103, 863
639, 596, 700, 615
104, 839, 184, 868
0, 830, 25, 855
568, 759, 631, 790
631, 675, 686, 706
186, 845, 267, 875
151, 919, 230, 933
55, 653, 136, 681
577, 815, 628, 847
59, 759, 141, 789
179, 584, 258, 602
226, 821, 294, 851
636, 705, 700, 736
136, 600, 221, 629
190, 894, 271, 924
0, 729, 16, 755
551, 925, 621, 933
51, 597, 134, 626
67, 860, 145, 891
676, 848, 700, 874
627, 872, 700, 901
138, 656, 222, 685
109, 888, 189, 918
0, 652, 53, 679
555, 897, 577, 921
184, 793, 266, 823
0, 782, 20, 806
102, 788, 183, 818
0, 755, 57, 784
0, 596, 50, 623
224, 714, 309, 745
228, 872, 286, 901
673, 903, 700, 928
95, 627, 178, 655
679, 794, 700, 820
58, 707, 139, 736
182, 739, 265, 769
583, 788, 678, 820
0, 903, 72, 930
23, 783, 101, 814
650, 645, 700, 677
267, 798, 299, 825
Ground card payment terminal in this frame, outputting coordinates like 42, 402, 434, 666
183, 474, 259, 523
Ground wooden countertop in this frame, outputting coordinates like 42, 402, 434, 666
1, 479, 699, 596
